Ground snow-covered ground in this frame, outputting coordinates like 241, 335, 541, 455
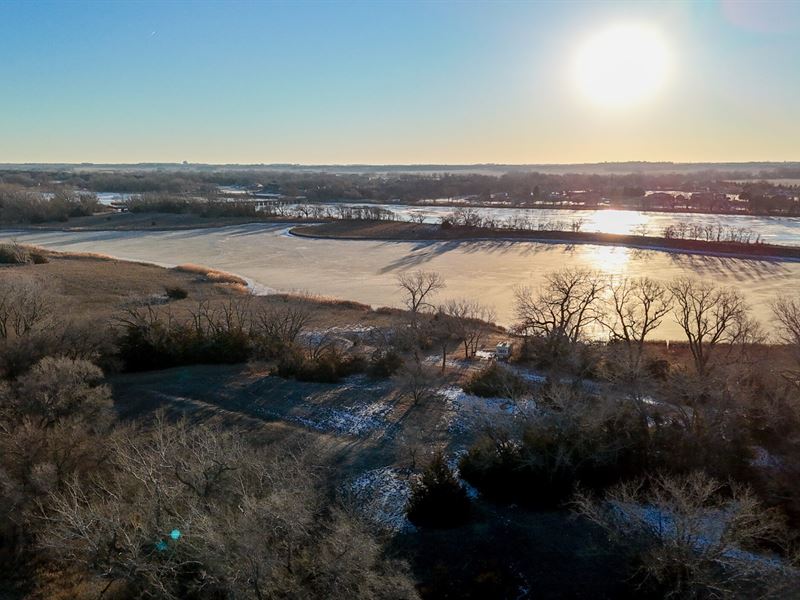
612, 501, 784, 568
285, 376, 395, 437
750, 446, 783, 469
291, 398, 393, 436
347, 454, 479, 532
438, 386, 536, 434
348, 467, 414, 532
301, 324, 381, 346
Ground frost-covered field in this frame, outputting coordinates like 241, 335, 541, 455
289, 375, 396, 437
438, 386, 536, 434
291, 398, 394, 436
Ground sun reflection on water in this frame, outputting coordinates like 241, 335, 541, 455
586, 244, 631, 274
586, 209, 650, 236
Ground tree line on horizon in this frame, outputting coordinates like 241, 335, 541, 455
1, 168, 798, 215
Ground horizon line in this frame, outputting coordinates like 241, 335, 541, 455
2, 160, 800, 169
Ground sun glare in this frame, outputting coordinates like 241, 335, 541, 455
573, 24, 670, 108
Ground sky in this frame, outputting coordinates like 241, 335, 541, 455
1, 0, 799, 165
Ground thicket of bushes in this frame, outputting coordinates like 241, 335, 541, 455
0, 185, 101, 224
274, 344, 366, 383
462, 363, 529, 398
0, 242, 48, 265
117, 304, 252, 370
124, 193, 261, 218
116, 300, 383, 383
0, 359, 418, 598
459, 390, 648, 507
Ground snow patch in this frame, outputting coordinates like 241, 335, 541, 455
348, 467, 414, 532
291, 399, 393, 436
438, 386, 536, 434
750, 446, 783, 469
611, 501, 783, 568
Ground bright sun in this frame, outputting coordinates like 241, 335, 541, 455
573, 24, 670, 108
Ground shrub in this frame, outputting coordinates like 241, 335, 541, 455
0, 320, 115, 379
118, 320, 251, 371
164, 286, 188, 300
644, 356, 670, 380
116, 303, 252, 371
368, 349, 403, 378
463, 363, 528, 398
575, 473, 790, 599
13, 357, 112, 428
0, 242, 30, 264
458, 434, 526, 503
34, 416, 418, 599
460, 397, 649, 508
407, 453, 471, 528
275, 349, 365, 383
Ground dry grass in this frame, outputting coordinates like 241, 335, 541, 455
0, 253, 243, 323
174, 263, 248, 286
0, 250, 404, 334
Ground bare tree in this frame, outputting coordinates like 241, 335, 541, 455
253, 302, 310, 344
514, 268, 605, 345
601, 277, 672, 376
575, 472, 790, 598
396, 270, 446, 322
394, 358, 438, 405
13, 357, 112, 429
0, 277, 54, 339
429, 313, 456, 373
252, 301, 312, 358
772, 295, 800, 387
189, 297, 251, 337
668, 278, 755, 376
442, 298, 496, 359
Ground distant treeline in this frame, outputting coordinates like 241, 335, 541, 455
124, 193, 398, 221
1, 168, 798, 216
0, 185, 101, 224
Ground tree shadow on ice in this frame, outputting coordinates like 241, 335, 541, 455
668, 252, 792, 281
377, 239, 561, 274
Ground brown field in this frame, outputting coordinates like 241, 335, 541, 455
1, 246, 404, 331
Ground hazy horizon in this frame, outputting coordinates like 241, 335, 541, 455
2, 160, 800, 170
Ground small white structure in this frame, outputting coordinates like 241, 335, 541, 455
495, 341, 513, 360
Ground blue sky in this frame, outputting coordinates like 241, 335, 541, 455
1, 0, 799, 164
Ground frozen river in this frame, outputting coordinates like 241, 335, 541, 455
2, 223, 798, 339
